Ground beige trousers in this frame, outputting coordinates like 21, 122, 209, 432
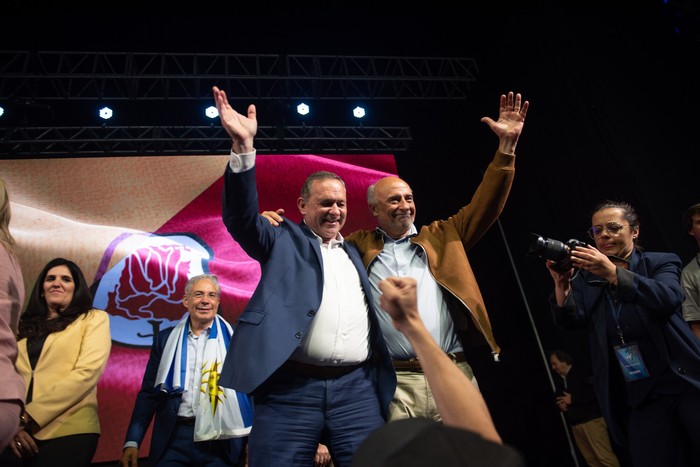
572, 416, 620, 467
388, 361, 477, 422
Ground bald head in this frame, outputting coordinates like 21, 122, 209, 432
367, 176, 415, 240
368, 177, 403, 204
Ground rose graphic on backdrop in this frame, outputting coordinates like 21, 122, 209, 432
93, 233, 212, 347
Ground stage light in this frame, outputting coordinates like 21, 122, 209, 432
205, 106, 219, 118
296, 103, 310, 116
0, 106, 4, 117
99, 106, 113, 120
353, 106, 366, 119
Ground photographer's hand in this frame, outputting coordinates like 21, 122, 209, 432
546, 260, 573, 306
570, 245, 617, 283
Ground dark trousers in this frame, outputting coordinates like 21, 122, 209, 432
0, 433, 98, 467
155, 423, 246, 467
248, 364, 384, 467
627, 385, 700, 467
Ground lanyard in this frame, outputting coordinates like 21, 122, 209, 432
606, 293, 625, 344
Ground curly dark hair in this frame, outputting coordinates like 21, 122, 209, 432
548, 349, 573, 365
682, 203, 700, 233
18, 257, 95, 340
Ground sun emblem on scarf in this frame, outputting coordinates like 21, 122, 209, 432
201, 359, 226, 413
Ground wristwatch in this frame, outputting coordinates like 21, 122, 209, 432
19, 413, 28, 428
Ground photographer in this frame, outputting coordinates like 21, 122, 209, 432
545, 199, 700, 467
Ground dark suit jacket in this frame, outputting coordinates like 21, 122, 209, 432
124, 326, 244, 465
553, 364, 602, 425
551, 249, 700, 445
218, 164, 396, 418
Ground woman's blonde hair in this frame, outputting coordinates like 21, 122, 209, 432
0, 178, 16, 253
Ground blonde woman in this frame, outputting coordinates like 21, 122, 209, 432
0, 178, 25, 452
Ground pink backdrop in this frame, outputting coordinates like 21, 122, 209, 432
0, 153, 397, 463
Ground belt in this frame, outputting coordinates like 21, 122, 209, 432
177, 416, 196, 426
282, 360, 364, 379
392, 351, 466, 372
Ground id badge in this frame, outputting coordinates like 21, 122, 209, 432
613, 343, 650, 382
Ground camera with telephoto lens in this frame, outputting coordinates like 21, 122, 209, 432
527, 233, 588, 273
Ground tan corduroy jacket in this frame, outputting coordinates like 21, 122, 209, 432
346, 150, 515, 359
15, 309, 111, 440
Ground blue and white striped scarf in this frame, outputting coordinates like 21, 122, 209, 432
154, 315, 253, 441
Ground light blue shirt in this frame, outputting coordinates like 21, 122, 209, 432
368, 226, 462, 359
177, 326, 211, 417
124, 323, 212, 449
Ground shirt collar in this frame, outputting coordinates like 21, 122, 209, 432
375, 225, 418, 244
187, 321, 213, 337
304, 220, 344, 247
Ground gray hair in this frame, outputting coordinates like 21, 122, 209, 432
300, 171, 345, 201
184, 273, 220, 296
366, 182, 378, 207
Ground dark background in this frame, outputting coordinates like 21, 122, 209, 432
3, 4, 699, 466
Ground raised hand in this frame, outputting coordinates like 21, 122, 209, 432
480, 91, 529, 154
212, 86, 257, 154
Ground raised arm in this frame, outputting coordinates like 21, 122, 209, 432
377, 276, 502, 443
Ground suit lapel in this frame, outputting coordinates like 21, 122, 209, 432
300, 222, 324, 269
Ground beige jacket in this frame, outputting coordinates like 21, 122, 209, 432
346, 150, 515, 358
0, 246, 25, 406
16, 309, 111, 440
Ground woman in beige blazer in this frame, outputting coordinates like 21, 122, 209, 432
0, 179, 25, 452
4, 258, 110, 467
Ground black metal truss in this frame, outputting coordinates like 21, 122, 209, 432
0, 51, 475, 156
0, 125, 412, 158
0, 51, 478, 101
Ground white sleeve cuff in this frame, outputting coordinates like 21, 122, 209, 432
229, 148, 256, 173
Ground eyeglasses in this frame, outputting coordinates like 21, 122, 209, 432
587, 222, 628, 239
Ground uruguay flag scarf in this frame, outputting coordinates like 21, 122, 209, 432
154, 314, 253, 441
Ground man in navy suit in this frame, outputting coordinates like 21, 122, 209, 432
212, 85, 396, 467
119, 274, 249, 467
